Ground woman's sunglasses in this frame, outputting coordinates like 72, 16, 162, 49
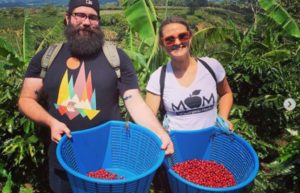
162, 31, 191, 47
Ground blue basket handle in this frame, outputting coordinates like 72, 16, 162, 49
124, 121, 130, 129
216, 116, 232, 135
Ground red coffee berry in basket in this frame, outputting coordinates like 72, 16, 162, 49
172, 159, 236, 188
87, 169, 124, 180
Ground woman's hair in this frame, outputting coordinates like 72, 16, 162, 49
159, 16, 192, 39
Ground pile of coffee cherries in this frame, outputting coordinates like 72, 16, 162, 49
172, 159, 236, 188
87, 169, 123, 180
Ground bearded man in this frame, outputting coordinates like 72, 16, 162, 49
18, 0, 174, 192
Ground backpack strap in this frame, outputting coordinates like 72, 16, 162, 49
102, 41, 121, 79
197, 58, 217, 84
159, 65, 167, 120
39, 41, 121, 79
40, 43, 63, 78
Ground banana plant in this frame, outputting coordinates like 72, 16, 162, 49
122, 0, 169, 89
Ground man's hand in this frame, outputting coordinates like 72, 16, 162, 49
159, 132, 174, 155
50, 120, 72, 143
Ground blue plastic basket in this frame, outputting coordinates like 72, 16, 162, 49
56, 121, 165, 193
164, 126, 259, 193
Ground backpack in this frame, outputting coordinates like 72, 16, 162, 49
39, 41, 120, 79
159, 58, 217, 119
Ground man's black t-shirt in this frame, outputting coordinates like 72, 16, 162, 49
25, 43, 139, 168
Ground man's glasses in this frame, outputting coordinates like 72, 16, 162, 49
162, 31, 191, 47
71, 12, 100, 23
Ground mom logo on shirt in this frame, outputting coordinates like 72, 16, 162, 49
171, 90, 215, 114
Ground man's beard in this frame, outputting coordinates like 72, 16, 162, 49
64, 24, 105, 58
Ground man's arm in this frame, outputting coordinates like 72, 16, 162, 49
123, 89, 174, 155
217, 77, 233, 129
18, 78, 71, 143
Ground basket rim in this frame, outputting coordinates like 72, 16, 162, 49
56, 120, 165, 184
166, 127, 259, 191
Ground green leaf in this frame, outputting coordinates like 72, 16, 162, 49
124, 49, 147, 69
262, 49, 291, 61
0, 163, 9, 178
0, 37, 22, 65
23, 12, 35, 64
191, 27, 233, 55
258, 0, 300, 38
27, 135, 38, 144
20, 186, 33, 193
124, 0, 157, 46
2, 173, 13, 193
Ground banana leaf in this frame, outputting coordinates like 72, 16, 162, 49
191, 27, 233, 54
262, 49, 292, 61
123, 0, 157, 46
258, 0, 300, 38
23, 12, 35, 64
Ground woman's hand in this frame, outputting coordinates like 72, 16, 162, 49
159, 132, 174, 155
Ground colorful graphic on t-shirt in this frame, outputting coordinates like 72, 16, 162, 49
54, 60, 100, 120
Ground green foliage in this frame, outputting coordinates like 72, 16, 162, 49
0, 9, 62, 192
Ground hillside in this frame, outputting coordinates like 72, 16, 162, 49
0, 0, 118, 8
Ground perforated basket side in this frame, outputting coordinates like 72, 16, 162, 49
60, 137, 80, 173
66, 173, 156, 193
208, 132, 258, 186
110, 122, 164, 175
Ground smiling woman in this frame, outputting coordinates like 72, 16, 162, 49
146, 16, 233, 131
145, 16, 233, 193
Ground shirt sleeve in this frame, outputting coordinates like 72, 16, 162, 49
25, 48, 47, 78
201, 57, 226, 83
117, 48, 139, 95
146, 66, 163, 96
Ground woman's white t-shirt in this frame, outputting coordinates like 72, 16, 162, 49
146, 57, 225, 131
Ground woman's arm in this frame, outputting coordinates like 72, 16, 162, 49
217, 77, 233, 129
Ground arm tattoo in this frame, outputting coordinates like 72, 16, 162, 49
34, 90, 40, 96
123, 95, 133, 101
